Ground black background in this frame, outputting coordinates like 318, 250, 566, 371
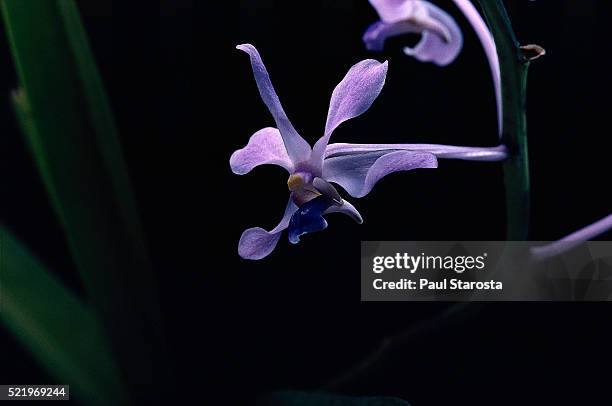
1, 1, 612, 405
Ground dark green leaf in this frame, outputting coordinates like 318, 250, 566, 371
1, 0, 162, 393
0, 228, 126, 405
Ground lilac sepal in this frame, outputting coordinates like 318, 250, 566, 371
323, 150, 438, 198
238, 198, 298, 260
310, 59, 389, 171
325, 143, 508, 161
237, 44, 312, 163
230, 127, 293, 174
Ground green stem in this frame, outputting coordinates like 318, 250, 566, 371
477, 0, 531, 240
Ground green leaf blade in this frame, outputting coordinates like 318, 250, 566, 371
1, 0, 163, 397
0, 228, 126, 405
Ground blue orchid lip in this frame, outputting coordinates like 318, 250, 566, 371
287, 196, 337, 244
287, 178, 348, 243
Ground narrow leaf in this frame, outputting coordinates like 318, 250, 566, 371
0, 228, 126, 405
1, 0, 162, 394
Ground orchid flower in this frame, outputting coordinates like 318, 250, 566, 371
231, 44, 507, 260
531, 214, 612, 261
364, 0, 502, 135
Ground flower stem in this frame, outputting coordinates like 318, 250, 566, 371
477, 0, 531, 240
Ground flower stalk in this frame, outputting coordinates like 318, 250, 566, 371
477, 0, 533, 240
531, 214, 612, 261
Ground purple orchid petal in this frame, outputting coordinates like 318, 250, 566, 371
310, 59, 388, 171
369, 0, 419, 22
237, 44, 312, 164
325, 143, 508, 162
364, 1, 463, 67
323, 150, 438, 198
531, 214, 612, 261
230, 127, 294, 175
451, 0, 502, 136
238, 198, 298, 260
402, 28, 462, 67
324, 199, 364, 224
364, 21, 418, 53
